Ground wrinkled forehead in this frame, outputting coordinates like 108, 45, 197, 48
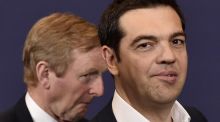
70, 47, 106, 73
71, 47, 102, 62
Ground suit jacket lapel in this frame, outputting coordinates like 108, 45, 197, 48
14, 95, 33, 122
91, 100, 116, 122
91, 100, 208, 122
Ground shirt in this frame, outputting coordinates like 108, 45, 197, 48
112, 91, 191, 122
25, 92, 57, 122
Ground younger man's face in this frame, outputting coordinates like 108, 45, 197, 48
113, 6, 187, 109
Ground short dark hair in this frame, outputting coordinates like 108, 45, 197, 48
99, 0, 185, 61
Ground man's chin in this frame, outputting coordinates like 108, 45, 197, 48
59, 111, 85, 122
73, 105, 88, 120
61, 103, 89, 121
78, 108, 87, 118
153, 95, 178, 105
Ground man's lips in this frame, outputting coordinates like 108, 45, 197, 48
81, 99, 93, 106
151, 71, 178, 84
78, 101, 90, 112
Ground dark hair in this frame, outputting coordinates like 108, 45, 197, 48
99, 0, 185, 61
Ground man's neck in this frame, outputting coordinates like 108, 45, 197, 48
132, 100, 174, 122
140, 108, 172, 122
115, 90, 174, 122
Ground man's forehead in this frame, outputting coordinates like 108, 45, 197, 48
119, 7, 181, 32
71, 47, 101, 56
119, 6, 178, 24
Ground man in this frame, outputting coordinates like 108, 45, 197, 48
91, 0, 207, 122
0, 12, 106, 122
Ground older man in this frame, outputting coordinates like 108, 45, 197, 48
0, 12, 106, 122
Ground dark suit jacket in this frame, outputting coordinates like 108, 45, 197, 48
0, 95, 33, 122
0, 95, 88, 122
91, 101, 208, 122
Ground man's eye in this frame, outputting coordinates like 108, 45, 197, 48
171, 39, 186, 47
136, 42, 154, 51
138, 43, 151, 48
79, 72, 99, 83
79, 74, 91, 83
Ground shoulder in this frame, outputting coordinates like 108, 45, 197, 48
78, 118, 88, 122
0, 106, 16, 122
184, 106, 208, 122
90, 100, 116, 122
0, 95, 33, 122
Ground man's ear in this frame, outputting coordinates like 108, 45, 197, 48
102, 45, 119, 75
36, 61, 50, 89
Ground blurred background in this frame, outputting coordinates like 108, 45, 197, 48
0, 0, 219, 121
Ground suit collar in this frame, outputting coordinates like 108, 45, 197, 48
14, 95, 33, 122
90, 100, 116, 122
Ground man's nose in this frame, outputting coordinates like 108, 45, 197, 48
156, 44, 176, 65
89, 77, 104, 97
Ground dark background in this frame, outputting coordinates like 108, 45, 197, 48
0, 0, 219, 122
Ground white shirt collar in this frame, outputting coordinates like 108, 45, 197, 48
171, 100, 191, 122
25, 92, 57, 122
112, 91, 191, 122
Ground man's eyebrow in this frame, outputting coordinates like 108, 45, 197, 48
170, 31, 186, 39
78, 68, 96, 75
85, 68, 98, 74
131, 35, 158, 46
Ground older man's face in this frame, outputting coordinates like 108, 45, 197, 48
47, 47, 106, 121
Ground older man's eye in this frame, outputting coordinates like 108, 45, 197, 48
79, 74, 90, 82
79, 71, 99, 83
